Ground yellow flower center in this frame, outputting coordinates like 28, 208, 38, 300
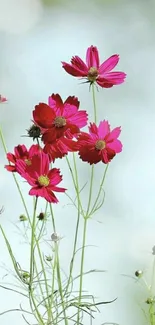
87, 67, 98, 82
95, 140, 106, 150
38, 175, 50, 187
24, 159, 31, 166
54, 116, 66, 128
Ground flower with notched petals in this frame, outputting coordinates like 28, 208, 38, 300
62, 45, 126, 88
5, 144, 41, 174
16, 151, 66, 203
77, 121, 122, 164
33, 94, 88, 144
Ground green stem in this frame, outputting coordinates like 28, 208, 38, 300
77, 217, 88, 324
29, 197, 38, 286
64, 154, 84, 296
29, 198, 44, 324
86, 164, 94, 216
92, 83, 97, 124
55, 243, 68, 325
89, 164, 109, 216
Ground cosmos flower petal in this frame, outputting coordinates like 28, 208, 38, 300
29, 187, 58, 203
98, 72, 126, 85
99, 54, 119, 74
62, 61, 87, 77
33, 103, 56, 129
48, 168, 62, 186
105, 127, 121, 142
106, 139, 123, 153
98, 121, 110, 138
86, 46, 100, 69
48, 94, 63, 115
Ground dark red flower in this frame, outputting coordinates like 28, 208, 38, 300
33, 94, 88, 144
77, 121, 122, 164
5, 144, 41, 173
43, 137, 79, 161
62, 45, 126, 88
16, 151, 66, 203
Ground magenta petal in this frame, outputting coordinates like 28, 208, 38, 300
62, 61, 87, 77
48, 94, 63, 115
98, 121, 110, 139
99, 55, 119, 74
48, 168, 62, 186
86, 46, 100, 69
96, 80, 114, 88
106, 139, 122, 153
29, 187, 58, 203
99, 72, 126, 84
105, 127, 121, 142
71, 56, 88, 73
68, 111, 88, 128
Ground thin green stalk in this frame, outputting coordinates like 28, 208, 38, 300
77, 217, 88, 324
89, 164, 109, 216
50, 204, 68, 324
86, 165, 94, 216
92, 83, 97, 124
64, 154, 84, 296
35, 237, 52, 322
55, 243, 68, 325
50, 204, 56, 233
29, 197, 44, 325
50, 254, 57, 325
66, 155, 84, 216
29, 197, 38, 286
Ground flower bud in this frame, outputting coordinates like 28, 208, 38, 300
46, 255, 52, 262
27, 124, 41, 140
19, 215, 27, 221
51, 232, 60, 242
146, 297, 154, 304
37, 212, 45, 220
135, 270, 143, 278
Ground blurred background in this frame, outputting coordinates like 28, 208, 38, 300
0, 0, 155, 324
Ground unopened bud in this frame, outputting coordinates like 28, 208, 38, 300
46, 255, 52, 262
51, 232, 60, 242
37, 212, 45, 220
135, 270, 143, 278
146, 297, 154, 304
27, 124, 41, 141
19, 215, 27, 221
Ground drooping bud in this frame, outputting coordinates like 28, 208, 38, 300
46, 255, 53, 262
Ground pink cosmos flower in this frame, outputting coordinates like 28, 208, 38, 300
0, 95, 7, 103
77, 121, 122, 164
5, 144, 41, 173
16, 151, 66, 203
62, 45, 126, 88
33, 94, 88, 144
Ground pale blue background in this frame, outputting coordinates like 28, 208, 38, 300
0, 0, 155, 324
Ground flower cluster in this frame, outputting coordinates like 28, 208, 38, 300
5, 45, 126, 203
